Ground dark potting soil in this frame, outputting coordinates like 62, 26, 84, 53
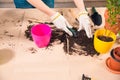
25, 25, 33, 41
97, 35, 113, 42
63, 29, 99, 56
25, 23, 99, 56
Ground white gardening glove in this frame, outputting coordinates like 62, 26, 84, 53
50, 12, 73, 36
77, 11, 93, 38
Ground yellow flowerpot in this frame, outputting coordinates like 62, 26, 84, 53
94, 28, 116, 54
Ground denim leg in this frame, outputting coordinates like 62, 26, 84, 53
42, 0, 54, 8
14, 0, 54, 8
14, 0, 34, 8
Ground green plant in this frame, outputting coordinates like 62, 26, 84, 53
106, 0, 120, 27
104, 0, 120, 37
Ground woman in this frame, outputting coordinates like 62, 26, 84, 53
14, 0, 92, 38
14, 0, 54, 8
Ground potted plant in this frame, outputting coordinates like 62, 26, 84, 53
105, 46, 120, 74
93, 0, 120, 54
104, 0, 120, 34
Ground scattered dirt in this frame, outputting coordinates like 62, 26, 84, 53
25, 22, 99, 56
25, 25, 33, 41
4, 30, 9, 34
97, 35, 113, 42
28, 47, 37, 54
7, 35, 14, 38
3, 30, 14, 38
17, 20, 21, 23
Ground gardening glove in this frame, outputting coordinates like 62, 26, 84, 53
77, 11, 93, 38
50, 12, 73, 36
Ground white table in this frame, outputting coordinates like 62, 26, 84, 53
0, 8, 120, 80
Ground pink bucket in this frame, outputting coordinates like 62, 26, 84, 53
31, 24, 52, 48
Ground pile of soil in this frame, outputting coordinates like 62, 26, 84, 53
25, 23, 99, 57
63, 29, 99, 56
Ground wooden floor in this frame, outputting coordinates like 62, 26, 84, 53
0, 8, 120, 80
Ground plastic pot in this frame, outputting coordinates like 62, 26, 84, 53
94, 28, 116, 54
113, 47, 120, 61
109, 49, 120, 71
105, 49, 120, 74
31, 24, 52, 48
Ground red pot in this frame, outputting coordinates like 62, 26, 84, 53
109, 50, 120, 71
113, 47, 120, 61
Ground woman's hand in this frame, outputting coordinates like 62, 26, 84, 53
77, 11, 93, 38
51, 12, 73, 36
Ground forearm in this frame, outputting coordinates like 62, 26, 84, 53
73, 0, 86, 11
27, 0, 56, 16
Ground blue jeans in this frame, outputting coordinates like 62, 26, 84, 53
14, 0, 54, 8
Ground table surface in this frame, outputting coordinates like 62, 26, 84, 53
0, 8, 120, 80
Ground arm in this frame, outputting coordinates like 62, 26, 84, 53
73, 0, 93, 38
27, 0, 73, 36
27, 0, 56, 16
73, 0, 86, 11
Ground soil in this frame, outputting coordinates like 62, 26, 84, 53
25, 22, 99, 57
98, 35, 113, 42
64, 30, 99, 56
25, 25, 33, 41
